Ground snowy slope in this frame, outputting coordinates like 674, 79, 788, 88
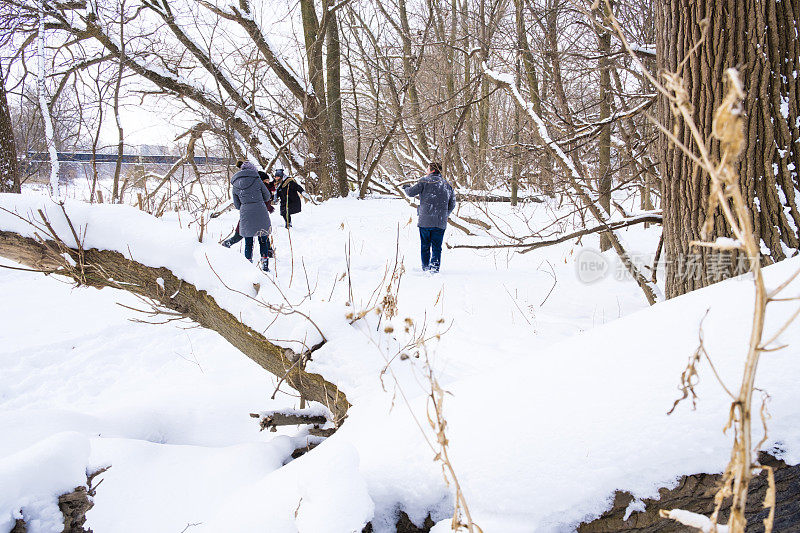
1, 191, 798, 532
433, 256, 800, 531
0, 255, 302, 532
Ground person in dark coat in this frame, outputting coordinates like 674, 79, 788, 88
229, 161, 272, 270
259, 170, 277, 214
402, 162, 456, 273
222, 168, 277, 252
274, 168, 304, 228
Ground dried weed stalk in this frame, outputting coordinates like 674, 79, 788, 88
375, 321, 480, 532
424, 360, 483, 533
605, 6, 800, 530
648, 66, 796, 533
656, 67, 782, 533
352, 257, 479, 531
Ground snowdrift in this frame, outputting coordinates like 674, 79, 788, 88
0, 193, 798, 532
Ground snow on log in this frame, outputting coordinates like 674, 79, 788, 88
0, 195, 349, 423
250, 407, 331, 431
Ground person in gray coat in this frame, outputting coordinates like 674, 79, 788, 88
231, 161, 272, 271
402, 162, 456, 273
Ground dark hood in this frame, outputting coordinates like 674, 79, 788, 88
231, 169, 260, 187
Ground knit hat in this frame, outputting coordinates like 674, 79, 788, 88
274, 168, 285, 178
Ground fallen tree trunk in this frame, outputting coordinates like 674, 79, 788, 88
0, 230, 350, 424
579, 453, 800, 532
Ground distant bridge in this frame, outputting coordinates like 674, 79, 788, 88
23, 152, 235, 166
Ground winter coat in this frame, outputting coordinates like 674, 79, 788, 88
276, 177, 304, 216
232, 164, 272, 237
402, 172, 456, 230
258, 171, 277, 213
266, 181, 277, 213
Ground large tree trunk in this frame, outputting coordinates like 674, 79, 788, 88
398, 0, 431, 163
657, 0, 800, 298
325, 4, 349, 198
299, 0, 336, 199
596, 1, 613, 251
0, 62, 20, 194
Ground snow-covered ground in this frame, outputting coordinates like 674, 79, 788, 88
1, 189, 798, 532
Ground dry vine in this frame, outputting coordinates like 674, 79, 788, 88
600, 4, 800, 530
629, 50, 795, 533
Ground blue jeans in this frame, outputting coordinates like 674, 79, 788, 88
419, 227, 445, 271
244, 235, 270, 261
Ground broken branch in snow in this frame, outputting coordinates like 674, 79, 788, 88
450, 213, 662, 252
249, 409, 329, 432
12, 464, 110, 533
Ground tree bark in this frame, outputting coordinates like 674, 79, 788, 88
325, 3, 349, 198
657, 0, 800, 298
300, 0, 337, 198
579, 453, 800, 533
0, 61, 20, 194
398, 0, 432, 162
596, 0, 613, 251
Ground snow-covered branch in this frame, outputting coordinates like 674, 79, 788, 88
483, 63, 662, 305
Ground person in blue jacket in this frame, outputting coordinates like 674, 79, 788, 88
402, 162, 456, 273
230, 161, 272, 271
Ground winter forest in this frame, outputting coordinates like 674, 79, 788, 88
0, 0, 799, 532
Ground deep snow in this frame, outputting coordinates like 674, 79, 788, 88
1, 190, 798, 532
